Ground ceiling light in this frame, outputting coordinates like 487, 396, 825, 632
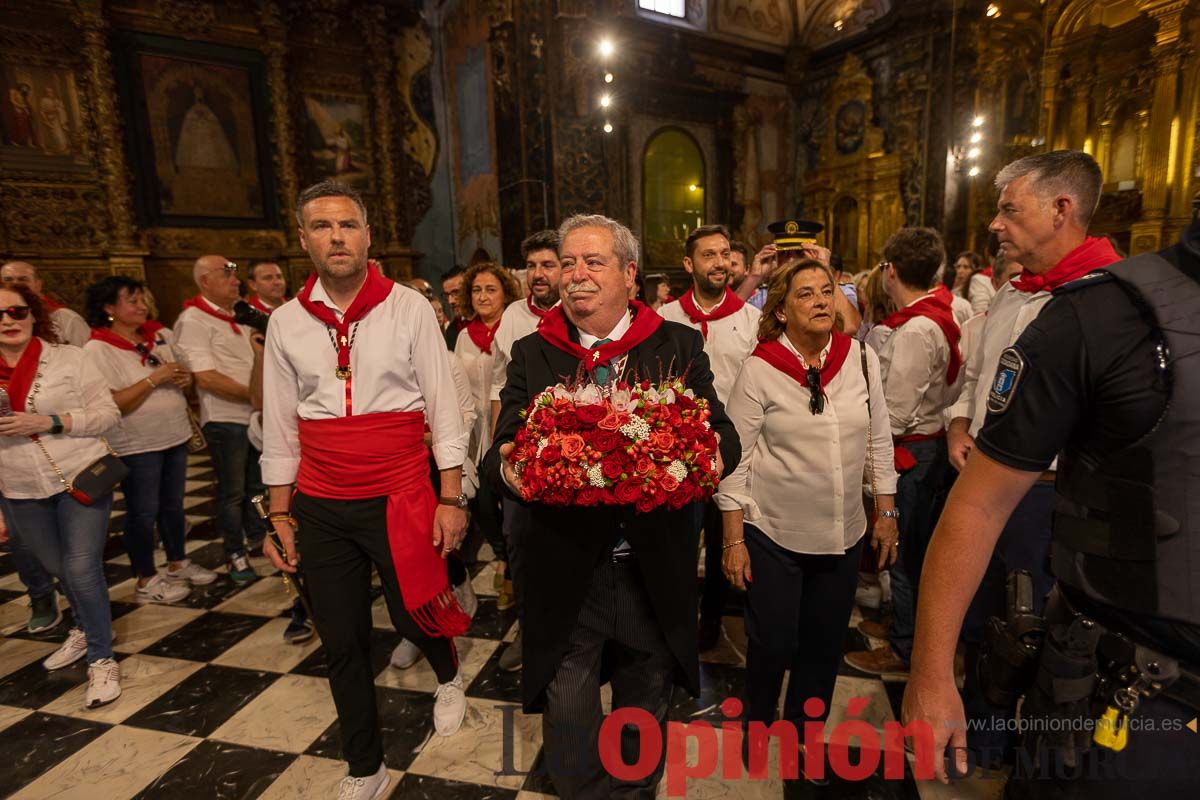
599, 39, 614, 57
600, 94, 612, 108
985, 3, 1001, 18
603, 121, 613, 133
604, 72, 614, 83
972, 115, 985, 127
970, 131, 982, 144
688, 184, 697, 192
832, 19, 844, 30
968, 166, 981, 177
968, 147, 981, 159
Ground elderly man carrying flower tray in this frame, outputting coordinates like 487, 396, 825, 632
483, 214, 740, 800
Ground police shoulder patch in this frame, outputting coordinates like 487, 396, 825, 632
987, 346, 1026, 414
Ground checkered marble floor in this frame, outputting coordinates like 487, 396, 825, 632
0, 454, 1001, 799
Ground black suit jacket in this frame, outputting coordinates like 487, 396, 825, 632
482, 317, 740, 712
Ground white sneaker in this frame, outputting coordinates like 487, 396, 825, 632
85, 657, 121, 709
433, 673, 467, 736
165, 559, 218, 586
136, 573, 192, 605
390, 639, 421, 670
43, 628, 88, 671
855, 581, 882, 609
454, 577, 479, 619
335, 762, 390, 800
879, 570, 892, 605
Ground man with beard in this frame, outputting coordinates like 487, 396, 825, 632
245, 261, 288, 313
728, 239, 749, 292
484, 214, 740, 798
660, 224, 760, 651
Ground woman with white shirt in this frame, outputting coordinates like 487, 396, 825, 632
453, 262, 520, 607
717, 259, 900, 757
83, 277, 217, 606
0, 283, 123, 708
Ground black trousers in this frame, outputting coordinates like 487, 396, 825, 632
502, 498, 527, 615
542, 556, 675, 800
294, 491, 458, 777
699, 500, 728, 623
744, 525, 864, 727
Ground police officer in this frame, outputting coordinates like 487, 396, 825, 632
903, 173, 1200, 793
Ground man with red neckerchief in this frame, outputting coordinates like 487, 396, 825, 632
659, 223, 760, 652
846, 227, 962, 678
261, 181, 471, 800
929, 150, 1120, 761
484, 214, 740, 799
245, 260, 287, 314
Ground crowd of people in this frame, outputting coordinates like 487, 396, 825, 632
0, 147, 1194, 799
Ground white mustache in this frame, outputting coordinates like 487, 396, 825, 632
566, 282, 599, 294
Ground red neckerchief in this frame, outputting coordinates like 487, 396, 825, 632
675, 287, 746, 339
980, 266, 993, 278
183, 295, 240, 333
1011, 236, 1121, 293
40, 295, 65, 313
466, 317, 499, 354
249, 296, 277, 315
751, 331, 852, 391
537, 300, 663, 371
0, 336, 43, 412
295, 262, 394, 415
880, 285, 963, 384
525, 295, 554, 319
89, 322, 166, 364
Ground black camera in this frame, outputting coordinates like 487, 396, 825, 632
233, 300, 270, 336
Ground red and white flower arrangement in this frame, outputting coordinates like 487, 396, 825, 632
506, 377, 721, 513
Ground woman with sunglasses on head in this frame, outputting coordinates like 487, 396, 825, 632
83, 276, 216, 606
0, 283, 123, 708
715, 258, 899, 776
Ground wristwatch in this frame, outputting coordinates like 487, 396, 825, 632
438, 493, 469, 509
879, 509, 900, 519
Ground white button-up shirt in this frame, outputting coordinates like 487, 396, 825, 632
659, 292, 760, 403
455, 324, 499, 465
51, 307, 90, 347
0, 341, 120, 499
260, 280, 468, 486
490, 298, 558, 401
716, 334, 898, 555
84, 329, 192, 456
865, 294, 962, 437
173, 297, 256, 426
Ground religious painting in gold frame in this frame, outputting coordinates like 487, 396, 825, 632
0, 62, 90, 172
115, 33, 278, 228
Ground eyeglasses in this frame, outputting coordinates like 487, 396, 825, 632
134, 342, 162, 367
207, 262, 238, 277
877, 261, 892, 271
0, 305, 31, 321
806, 366, 825, 415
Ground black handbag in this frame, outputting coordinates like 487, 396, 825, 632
33, 436, 128, 505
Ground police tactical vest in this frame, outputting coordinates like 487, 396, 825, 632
1052, 252, 1200, 626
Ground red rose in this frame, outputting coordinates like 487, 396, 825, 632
593, 430, 621, 452
576, 487, 603, 506
615, 478, 643, 504
601, 458, 625, 480
650, 431, 675, 453
659, 473, 681, 493
557, 413, 580, 431
635, 457, 654, 475
636, 495, 659, 514
597, 412, 628, 431
576, 404, 606, 424
540, 444, 562, 463
560, 434, 586, 460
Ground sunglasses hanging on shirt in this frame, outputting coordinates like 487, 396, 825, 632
806, 366, 825, 415
134, 342, 162, 368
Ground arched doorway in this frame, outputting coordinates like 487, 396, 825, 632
642, 127, 706, 269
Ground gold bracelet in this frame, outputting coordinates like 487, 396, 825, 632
722, 539, 745, 550
267, 512, 296, 526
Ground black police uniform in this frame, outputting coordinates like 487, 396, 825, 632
973, 230, 1200, 796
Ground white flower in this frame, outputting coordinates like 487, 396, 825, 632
662, 388, 676, 404
642, 387, 661, 404
709, 457, 717, 472
552, 385, 572, 401
667, 460, 688, 482
620, 415, 651, 441
610, 387, 634, 412
574, 384, 603, 406
536, 438, 549, 458
587, 463, 605, 487
683, 388, 696, 400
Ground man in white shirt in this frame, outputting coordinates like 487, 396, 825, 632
935, 149, 1120, 757
660, 223, 760, 651
846, 227, 962, 677
174, 254, 263, 583
245, 260, 287, 313
0, 261, 90, 346
261, 181, 470, 798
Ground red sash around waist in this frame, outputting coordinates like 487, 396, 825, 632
296, 410, 470, 638
893, 430, 946, 474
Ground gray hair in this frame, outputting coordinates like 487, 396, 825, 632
296, 180, 368, 225
557, 214, 640, 270
994, 150, 1103, 226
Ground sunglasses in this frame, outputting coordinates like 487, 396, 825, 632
806, 366, 825, 415
0, 305, 31, 321
208, 262, 238, 276
134, 342, 163, 367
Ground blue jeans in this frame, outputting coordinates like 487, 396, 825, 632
887, 438, 950, 664
203, 422, 266, 556
0, 492, 114, 662
121, 443, 189, 578
7, 525, 56, 599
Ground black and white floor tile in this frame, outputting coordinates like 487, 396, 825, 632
0, 454, 1001, 799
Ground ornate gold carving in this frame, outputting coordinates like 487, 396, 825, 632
358, 4, 399, 248
396, 25, 437, 178
153, 0, 216, 33
75, 0, 138, 247
259, 2, 299, 243
1, 184, 109, 252
145, 228, 286, 255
